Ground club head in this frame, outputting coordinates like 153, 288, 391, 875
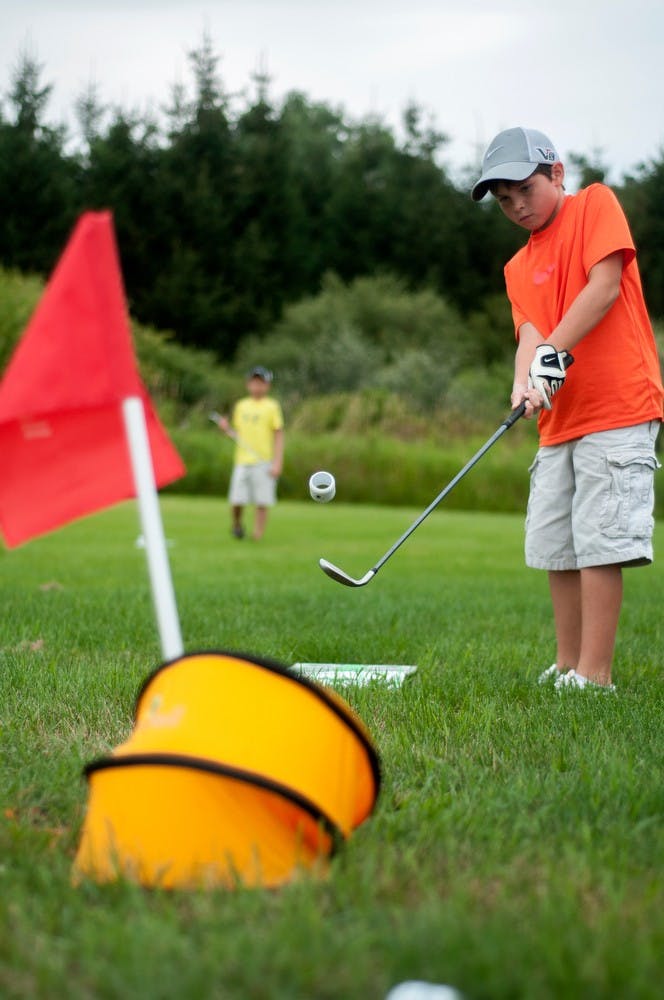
319, 558, 376, 588
208, 411, 221, 424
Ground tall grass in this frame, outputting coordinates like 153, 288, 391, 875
170, 422, 664, 518
169, 425, 542, 513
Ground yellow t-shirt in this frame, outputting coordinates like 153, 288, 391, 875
232, 396, 284, 465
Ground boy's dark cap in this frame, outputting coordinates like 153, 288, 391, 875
471, 127, 559, 201
248, 365, 273, 383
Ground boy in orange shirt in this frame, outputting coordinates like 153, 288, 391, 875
472, 127, 663, 691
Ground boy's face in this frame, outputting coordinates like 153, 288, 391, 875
247, 376, 270, 399
493, 163, 565, 232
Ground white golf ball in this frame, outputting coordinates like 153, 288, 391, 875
385, 984, 463, 1000
309, 470, 336, 503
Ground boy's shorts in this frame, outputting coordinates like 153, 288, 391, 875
229, 463, 277, 507
525, 421, 660, 570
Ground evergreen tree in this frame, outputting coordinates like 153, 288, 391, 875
75, 80, 107, 154
9, 50, 52, 134
568, 150, 608, 187
619, 154, 664, 317
230, 71, 302, 334
81, 110, 166, 319
279, 92, 346, 289
0, 51, 78, 272
0, 35, 662, 372
327, 118, 400, 278
147, 32, 239, 354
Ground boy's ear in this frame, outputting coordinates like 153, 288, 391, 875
552, 161, 565, 185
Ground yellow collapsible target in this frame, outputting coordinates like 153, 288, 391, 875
73, 651, 380, 889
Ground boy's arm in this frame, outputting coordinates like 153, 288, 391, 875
511, 323, 545, 418
514, 251, 623, 414
271, 428, 284, 478
217, 402, 239, 435
547, 251, 623, 353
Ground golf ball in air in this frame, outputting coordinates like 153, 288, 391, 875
309, 470, 336, 503
385, 984, 463, 1000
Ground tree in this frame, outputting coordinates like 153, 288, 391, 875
2, 33, 663, 370
619, 153, 664, 317
189, 28, 228, 120
146, 33, 239, 354
568, 150, 608, 187
75, 80, 107, 152
0, 51, 78, 272
327, 118, 400, 278
7, 49, 52, 136
81, 111, 165, 309
279, 92, 346, 288
401, 101, 447, 160
229, 73, 302, 334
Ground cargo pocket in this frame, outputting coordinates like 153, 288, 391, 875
599, 450, 660, 538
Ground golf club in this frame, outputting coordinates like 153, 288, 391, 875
319, 356, 573, 587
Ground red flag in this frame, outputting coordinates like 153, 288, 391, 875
0, 211, 185, 548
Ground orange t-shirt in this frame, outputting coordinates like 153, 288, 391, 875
505, 183, 663, 446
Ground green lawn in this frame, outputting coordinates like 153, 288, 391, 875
1, 498, 662, 999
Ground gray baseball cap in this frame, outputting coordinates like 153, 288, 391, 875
248, 365, 273, 382
471, 127, 559, 201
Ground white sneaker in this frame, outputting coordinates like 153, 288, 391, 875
538, 663, 562, 685
554, 669, 616, 693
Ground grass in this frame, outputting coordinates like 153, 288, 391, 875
1, 497, 663, 999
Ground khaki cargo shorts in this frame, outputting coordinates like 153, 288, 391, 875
525, 421, 660, 570
229, 462, 276, 507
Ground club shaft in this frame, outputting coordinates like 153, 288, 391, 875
320, 355, 573, 586
371, 403, 526, 575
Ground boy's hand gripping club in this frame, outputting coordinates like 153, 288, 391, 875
528, 346, 572, 410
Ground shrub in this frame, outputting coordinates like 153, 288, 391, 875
134, 324, 244, 422
236, 323, 382, 403
464, 293, 516, 366
375, 348, 451, 412
0, 268, 44, 371
444, 363, 513, 427
235, 272, 472, 406
165, 427, 232, 496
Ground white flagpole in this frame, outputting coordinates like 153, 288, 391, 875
122, 396, 183, 660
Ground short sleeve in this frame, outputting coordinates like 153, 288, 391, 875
581, 184, 635, 275
504, 261, 528, 340
271, 400, 284, 431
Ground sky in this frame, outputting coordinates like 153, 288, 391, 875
1, 0, 663, 185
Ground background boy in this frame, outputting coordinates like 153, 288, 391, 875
472, 127, 663, 691
216, 366, 284, 541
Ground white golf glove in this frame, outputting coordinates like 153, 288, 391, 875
528, 345, 570, 410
